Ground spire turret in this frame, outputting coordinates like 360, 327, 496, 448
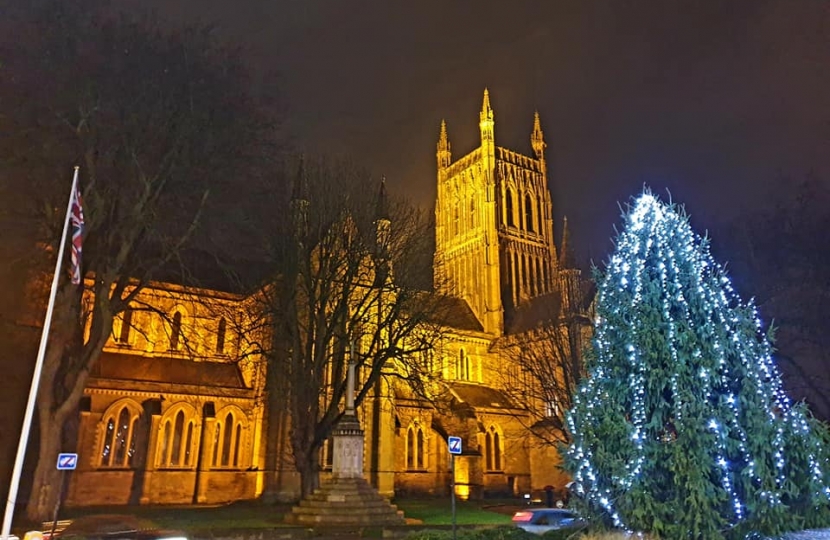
437, 120, 452, 170
374, 177, 391, 261
291, 155, 310, 239
559, 216, 576, 269
531, 111, 546, 160
479, 88, 494, 144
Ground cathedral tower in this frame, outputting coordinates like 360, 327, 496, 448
434, 90, 560, 333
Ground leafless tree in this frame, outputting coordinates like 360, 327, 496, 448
495, 272, 593, 446
0, 0, 277, 521
239, 156, 449, 498
723, 176, 830, 420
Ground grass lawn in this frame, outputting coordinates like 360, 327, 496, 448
58, 498, 515, 530
393, 499, 514, 526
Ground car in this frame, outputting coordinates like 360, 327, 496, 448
50, 515, 187, 540
511, 508, 585, 534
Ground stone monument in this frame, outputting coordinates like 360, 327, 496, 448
285, 343, 405, 526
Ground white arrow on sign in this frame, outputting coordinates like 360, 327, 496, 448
448, 436, 462, 455
56, 453, 78, 470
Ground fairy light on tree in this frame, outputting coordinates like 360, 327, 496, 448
565, 191, 830, 540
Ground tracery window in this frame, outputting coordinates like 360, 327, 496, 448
158, 407, 196, 468
525, 194, 535, 232
99, 400, 141, 468
212, 409, 245, 468
216, 317, 227, 355
506, 189, 515, 227
456, 348, 471, 380
406, 422, 426, 470
115, 308, 133, 346
484, 425, 503, 471
169, 311, 183, 351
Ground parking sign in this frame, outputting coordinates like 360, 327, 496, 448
56, 453, 78, 470
448, 436, 462, 455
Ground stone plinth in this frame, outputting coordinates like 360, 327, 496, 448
284, 476, 405, 526
284, 412, 405, 526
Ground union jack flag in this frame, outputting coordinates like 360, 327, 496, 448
69, 184, 84, 285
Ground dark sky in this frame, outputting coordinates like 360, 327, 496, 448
132, 0, 829, 263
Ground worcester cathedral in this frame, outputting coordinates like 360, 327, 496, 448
63, 90, 591, 506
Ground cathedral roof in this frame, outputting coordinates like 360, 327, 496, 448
448, 382, 516, 410
416, 293, 484, 333
90, 352, 249, 391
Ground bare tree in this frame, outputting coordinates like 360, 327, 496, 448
0, 0, 277, 521
722, 176, 830, 420
495, 272, 593, 446
243, 156, 448, 498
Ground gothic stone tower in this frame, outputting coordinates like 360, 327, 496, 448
434, 89, 559, 334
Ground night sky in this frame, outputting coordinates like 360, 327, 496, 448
130, 0, 829, 261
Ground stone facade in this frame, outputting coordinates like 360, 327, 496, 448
65, 89, 589, 507
66, 283, 267, 506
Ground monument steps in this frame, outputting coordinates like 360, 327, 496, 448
286, 477, 405, 526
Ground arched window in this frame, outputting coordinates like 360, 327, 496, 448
525, 194, 534, 232
456, 348, 470, 381
170, 311, 183, 351
406, 423, 426, 470
159, 407, 196, 468
506, 189, 515, 227
212, 408, 246, 469
453, 202, 460, 236
99, 401, 141, 468
216, 317, 227, 355
485, 425, 503, 471
115, 309, 133, 346
469, 197, 476, 229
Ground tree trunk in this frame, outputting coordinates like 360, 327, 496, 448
297, 451, 320, 498
25, 410, 65, 523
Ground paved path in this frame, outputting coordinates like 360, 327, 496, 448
784, 531, 830, 539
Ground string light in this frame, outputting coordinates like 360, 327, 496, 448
565, 191, 830, 537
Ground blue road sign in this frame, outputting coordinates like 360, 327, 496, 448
448, 436, 462, 455
56, 453, 78, 470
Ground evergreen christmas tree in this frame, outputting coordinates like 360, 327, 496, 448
565, 192, 830, 540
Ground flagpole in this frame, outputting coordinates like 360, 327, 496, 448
2, 167, 81, 540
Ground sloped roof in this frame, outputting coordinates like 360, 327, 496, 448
414, 293, 484, 333
91, 352, 248, 389
448, 382, 515, 409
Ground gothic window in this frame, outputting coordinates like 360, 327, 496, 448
169, 311, 183, 351
213, 408, 247, 468
469, 197, 476, 229
484, 425, 503, 471
99, 400, 141, 468
159, 406, 196, 468
421, 348, 435, 374
406, 422, 426, 470
525, 194, 535, 232
506, 188, 516, 227
216, 317, 227, 355
456, 348, 471, 380
545, 399, 561, 419
454, 202, 460, 236
115, 309, 133, 346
